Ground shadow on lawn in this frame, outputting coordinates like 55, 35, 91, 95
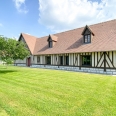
0, 70, 17, 74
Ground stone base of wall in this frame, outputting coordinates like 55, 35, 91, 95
30, 64, 116, 75
15, 64, 27, 67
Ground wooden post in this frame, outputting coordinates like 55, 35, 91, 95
104, 52, 106, 72
73, 53, 74, 66
94, 52, 95, 67
79, 53, 81, 70
112, 51, 114, 64
77, 54, 78, 66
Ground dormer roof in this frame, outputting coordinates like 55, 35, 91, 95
81, 25, 95, 36
47, 35, 58, 42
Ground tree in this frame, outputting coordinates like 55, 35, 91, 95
0, 36, 29, 66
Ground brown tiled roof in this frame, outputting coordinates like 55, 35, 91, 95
21, 33, 37, 54
21, 19, 116, 55
50, 35, 58, 42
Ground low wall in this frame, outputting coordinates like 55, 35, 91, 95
15, 64, 27, 67
30, 64, 116, 75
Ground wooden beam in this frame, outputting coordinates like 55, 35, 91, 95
100, 60, 104, 67
104, 52, 106, 72
73, 53, 74, 66
106, 52, 115, 68
79, 54, 81, 70
97, 52, 98, 63
77, 54, 78, 66
94, 52, 95, 67
108, 51, 109, 56
106, 59, 110, 68
112, 51, 114, 64
52, 55, 54, 65
55, 55, 56, 63
96, 52, 104, 67
75, 54, 77, 66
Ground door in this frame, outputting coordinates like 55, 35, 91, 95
60, 56, 63, 65
27, 57, 31, 66
66, 56, 69, 65
46, 56, 51, 65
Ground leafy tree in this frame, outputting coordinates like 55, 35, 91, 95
0, 36, 29, 66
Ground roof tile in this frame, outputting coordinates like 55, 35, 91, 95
21, 19, 116, 55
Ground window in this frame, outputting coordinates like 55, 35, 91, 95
84, 34, 91, 43
49, 41, 52, 48
37, 56, 40, 63
46, 56, 51, 64
65, 56, 69, 65
82, 55, 91, 66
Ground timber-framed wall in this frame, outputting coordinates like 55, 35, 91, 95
15, 51, 116, 75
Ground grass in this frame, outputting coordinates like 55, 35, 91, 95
0, 65, 116, 116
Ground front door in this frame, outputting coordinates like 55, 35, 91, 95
27, 57, 31, 66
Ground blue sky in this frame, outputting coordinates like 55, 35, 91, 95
0, 0, 116, 39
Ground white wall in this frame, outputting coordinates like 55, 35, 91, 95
15, 51, 116, 69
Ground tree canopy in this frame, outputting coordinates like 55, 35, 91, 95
0, 36, 29, 64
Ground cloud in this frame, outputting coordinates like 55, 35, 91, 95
13, 0, 28, 13
38, 0, 116, 32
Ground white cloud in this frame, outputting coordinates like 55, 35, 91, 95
38, 0, 116, 32
13, 0, 28, 13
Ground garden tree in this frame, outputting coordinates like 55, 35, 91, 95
0, 36, 29, 65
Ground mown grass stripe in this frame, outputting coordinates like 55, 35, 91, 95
0, 65, 116, 116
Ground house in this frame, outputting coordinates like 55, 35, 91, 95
15, 19, 116, 75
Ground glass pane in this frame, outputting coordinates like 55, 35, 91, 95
85, 38, 87, 43
85, 35, 87, 39
84, 35, 88, 43
88, 38, 90, 42
88, 35, 90, 42
82, 55, 91, 66
49, 41, 52, 48
88, 35, 90, 39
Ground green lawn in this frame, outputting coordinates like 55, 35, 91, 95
0, 65, 116, 116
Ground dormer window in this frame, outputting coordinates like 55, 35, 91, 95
82, 25, 94, 44
49, 41, 52, 48
47, 35, 58, 48
84, 34, 91, 43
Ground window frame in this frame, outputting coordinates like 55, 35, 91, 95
82, 55, 91, 66
84, 34, 91, 43
49, 41, 52, 48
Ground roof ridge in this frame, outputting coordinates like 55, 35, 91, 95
21, 33, 38, 38
22, 19, 116, 39
53, 19, 116, 36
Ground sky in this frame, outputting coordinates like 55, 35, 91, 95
0, 0, 116, 39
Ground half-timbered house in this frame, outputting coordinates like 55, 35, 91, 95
15, 19, 116, 74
